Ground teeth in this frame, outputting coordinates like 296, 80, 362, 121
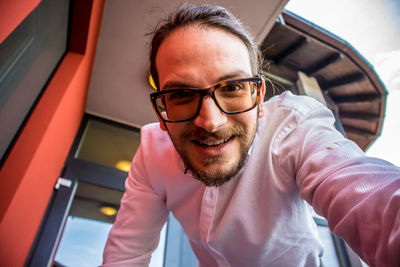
198, 138, 230, 146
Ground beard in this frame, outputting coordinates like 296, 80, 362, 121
167, 120, 258, 187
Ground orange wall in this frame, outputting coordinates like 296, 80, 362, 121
0, 0, 40, 43
0, 0, 105, 266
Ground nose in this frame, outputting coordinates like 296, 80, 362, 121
193, 96, 227, 132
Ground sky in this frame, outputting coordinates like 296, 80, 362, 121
55, 217, 167, 266
54, 217, 112, 266
285, 0, 400, 166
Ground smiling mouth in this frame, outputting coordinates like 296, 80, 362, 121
193, 136, 233, 147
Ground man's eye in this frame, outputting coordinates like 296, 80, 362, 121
220, 83, 244, 92
165, 91, 197, 104
168, 91, 189, 100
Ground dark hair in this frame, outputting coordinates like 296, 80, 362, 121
149, 3, 262, 90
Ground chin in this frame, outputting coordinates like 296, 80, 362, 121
187, 157, 246, 187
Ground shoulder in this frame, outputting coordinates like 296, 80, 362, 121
140, 123, 175, 157
259, 91, 335, 132
139, 123, 183, 167
257, 91, 338, 151
141, 122, 170, 144
263, 91, 328, 118
134, 123, 185, 190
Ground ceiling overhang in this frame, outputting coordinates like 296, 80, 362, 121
86, 0, 289, 128
261, 10, 387, 151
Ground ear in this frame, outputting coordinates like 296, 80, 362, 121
258, 78, 266, 118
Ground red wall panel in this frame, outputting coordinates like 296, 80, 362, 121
0, 0, 105, 265
0, 0, 41, 43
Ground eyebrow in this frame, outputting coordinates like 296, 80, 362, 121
161, 70, 252, 91
215, 70, 251, 84
162, 81, 193, 91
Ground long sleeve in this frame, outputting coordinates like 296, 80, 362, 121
102, 142, 169, 266
273, 97, 400, 266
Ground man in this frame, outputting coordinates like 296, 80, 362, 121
102, 3, 400, 266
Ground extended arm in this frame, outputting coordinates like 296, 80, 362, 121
274, 102, 400, 266
102, 144, 169, 266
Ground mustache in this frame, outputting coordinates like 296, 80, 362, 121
182, 125, 246, 141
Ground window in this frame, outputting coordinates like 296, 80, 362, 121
0, 0, 70, 163
27, 115, 196, 267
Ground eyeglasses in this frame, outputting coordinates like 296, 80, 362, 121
150, 77, 262, 123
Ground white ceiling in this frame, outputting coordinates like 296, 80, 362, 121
86, 0, 288, 128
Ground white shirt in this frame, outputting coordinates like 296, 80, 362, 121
102, 92, 400, 267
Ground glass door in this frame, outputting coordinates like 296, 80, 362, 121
53, 181, 167, 266
27, 115, 167, 266
27, 115, 197, 267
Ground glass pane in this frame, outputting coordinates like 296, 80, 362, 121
0, 0, 69, 161
308, 205, 340, 267
75, 119, 140, 171
54, 216, 112, 266
316, 226, 340, 267
54, 182, 167, 266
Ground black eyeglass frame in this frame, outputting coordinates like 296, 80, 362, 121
150, 77, 263, 123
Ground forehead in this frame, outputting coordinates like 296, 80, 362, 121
155, 25, 253, 88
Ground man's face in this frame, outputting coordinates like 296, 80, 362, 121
155, 26, 264, 186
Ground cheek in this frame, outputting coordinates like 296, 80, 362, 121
166, 123, 190, 142
234, 110, 258, 132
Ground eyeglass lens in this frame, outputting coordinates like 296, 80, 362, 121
155, 80, 258, 122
